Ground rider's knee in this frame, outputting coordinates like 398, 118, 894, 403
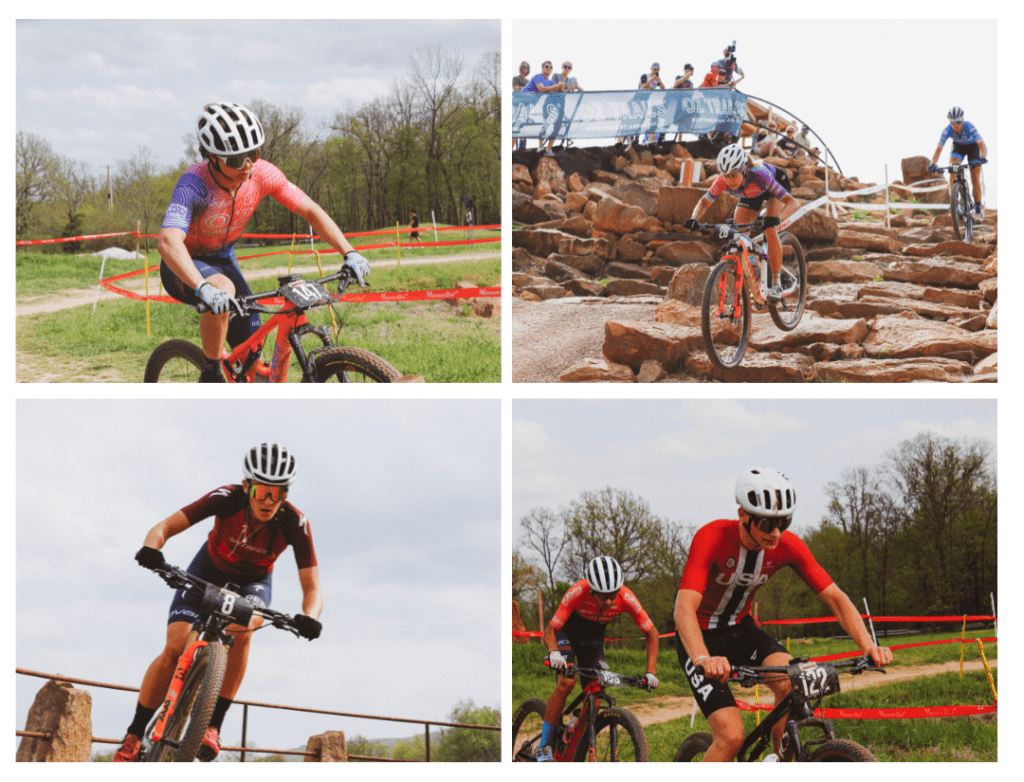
554, 674, 577, 694
206, 274, 236, 296
714, 722, 745, 754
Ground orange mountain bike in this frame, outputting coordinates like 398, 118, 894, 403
139, 562, 306, 762
144, 266, 401, 383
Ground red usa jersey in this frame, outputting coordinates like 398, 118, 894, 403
679, 519, 832, 629
180, 485, 317, 576
550, 579, 654, 633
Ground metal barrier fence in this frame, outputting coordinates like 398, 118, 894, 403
17, 667, 498, 761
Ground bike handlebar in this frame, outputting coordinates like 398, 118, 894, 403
935, 160, 985, 172
694, 655, 885, 684
544, 661, 655, 691
194, 265, 357, 316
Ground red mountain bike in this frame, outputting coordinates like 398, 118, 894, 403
139, 562, 306, 762
512, 663, 651, 762
144, 266, 401, 383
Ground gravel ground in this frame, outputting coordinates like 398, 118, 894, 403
511, 296, 661, 382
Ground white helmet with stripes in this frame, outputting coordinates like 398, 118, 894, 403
243, 443, 297, 486
585, 556, 624, 594
197, 102, 265, 156
735, 466, 796, 518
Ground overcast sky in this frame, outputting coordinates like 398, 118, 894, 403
510, 18, 998, 206
16, 399, 499, 754
16, 19, 499, 175
512, 399, 997, 576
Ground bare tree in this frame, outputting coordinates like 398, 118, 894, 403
16, 131, 56, 238
518, 506, 569, 596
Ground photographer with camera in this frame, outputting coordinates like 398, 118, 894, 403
717, 42, 744, 87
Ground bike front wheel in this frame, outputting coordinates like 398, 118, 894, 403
511, 697, 547, 761
767, 232, 807, 332
144, 642, 228, 762
309, 347, 401, 383
144, 339, 205, 383
573, 707, 649, 762
701, 259, 751, 371
673, 731, 713, 761
808, 739, 878, 762
950, 181, 973, 242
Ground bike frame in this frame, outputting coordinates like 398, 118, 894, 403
553, 678, 609, 762
148, 631, 208, 743
218, 302, 330, 383
732, 688, 835, 762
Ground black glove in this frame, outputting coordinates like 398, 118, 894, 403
135, 546, 165, 570
762, 216, 781, 229
927, 163, 939, 173
294, 614, 322, 641
683, 218, 700, 231
973, 157, 988, 166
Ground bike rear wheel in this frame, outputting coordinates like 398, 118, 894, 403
511, 697, 547, 761
808, 738, 878, 762
768, 233, 807, 332
144, 339, 205, 383
309, 346, 401, 383
950, 181, 973, 242
573, 707, 649, 762
701, 259, 751, 371
144, 642, 228, 762
673, 731, 713, 761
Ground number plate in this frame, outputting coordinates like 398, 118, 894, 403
199, 584, 255, 626
793, 662, 840, 697
282, 280, 330, 307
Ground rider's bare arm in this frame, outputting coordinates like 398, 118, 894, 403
291, 196, 356, 258
298, 565, 323, 620
643, 623, 660, 675
157, 227, 204, 291
817, 583, 892, 666
673, 588, 728, 681
142, 510, 192, 550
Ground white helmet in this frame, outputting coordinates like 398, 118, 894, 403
585, 556, 624, 594
947, 106, 964, 122
735, 467, 796, 518
243, 443, 297, 486
197, 102, 265, 156
716, 143, 747, 175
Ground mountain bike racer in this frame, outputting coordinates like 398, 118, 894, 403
113, 443, 323, 762
534, 556, 661, 762
672, 467, 891, 762
159, 102, 372, 382
927, 106, 988, 221
684, 144, 799, 301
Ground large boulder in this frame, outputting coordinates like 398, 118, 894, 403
512, 228, 567, 259
653, 240, 718, 267
593, 197, 654, 234
657, 186, 706, 225
901, 156, 933, 185
786, 208, 838, 244
602, 320, 704, 371
17, 680, 92, 762
862, 312, 998, 361
665, 265, 712, 306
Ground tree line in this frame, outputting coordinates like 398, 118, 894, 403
17, 45, 499, 253
514, 432, 997, 644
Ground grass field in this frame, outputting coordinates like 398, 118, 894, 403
513, 631, 997, 762
16, 241, 500, 383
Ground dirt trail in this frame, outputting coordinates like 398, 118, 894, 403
16, 251, 500, 318
629, 658, 997, 727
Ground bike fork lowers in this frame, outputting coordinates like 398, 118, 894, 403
149, 637, 206, 744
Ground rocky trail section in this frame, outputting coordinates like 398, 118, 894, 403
512, 145, 996, 383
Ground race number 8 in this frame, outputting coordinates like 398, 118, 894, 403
220, 592, 236, 617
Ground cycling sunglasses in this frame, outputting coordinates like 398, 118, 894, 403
248, 483, 287, 503
593, 589, 620, 601
220, 148, 260, 169
749, 513, 792, 533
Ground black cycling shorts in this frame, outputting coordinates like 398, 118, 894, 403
675, 615, 788, 718
951, 142, 980, 163
554, 626, 606, 689
739, 169, 791, 212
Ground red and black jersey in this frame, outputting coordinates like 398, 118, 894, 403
179, 484, 317, 576
679, 519, 832, 629
550, 579, 654, 634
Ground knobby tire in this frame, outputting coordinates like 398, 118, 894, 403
673, 731, 713, 761
144, 339, 205, 383
573, 707, 649, 762
767, 232, 807, 332
701, 259, 750, 371
511, 697, 547, 761
950, 181, 973, 243
809, 738, 878, 762
309, 346, 401, 383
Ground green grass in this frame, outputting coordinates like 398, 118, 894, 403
17, 255, 500, 383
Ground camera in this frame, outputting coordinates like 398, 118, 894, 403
725, 41, 736, 55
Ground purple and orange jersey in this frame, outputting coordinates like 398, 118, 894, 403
704, 164, 788, 202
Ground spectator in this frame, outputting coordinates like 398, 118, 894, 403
522, 61, 566, 155
553, 61, 583, 92
513, 61, 530, 150
643, 62, 666, 90
673, 64, 695, 89
716, 47, 744, 87
794, 125, 813, 158
777, 125, 799, 157
754, 120, 783, 158
408, 210, 421, 244
700, 63, 722, 88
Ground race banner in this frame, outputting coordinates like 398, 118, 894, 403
512, 88, 747, 141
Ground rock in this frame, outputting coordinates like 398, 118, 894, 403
882, 258, 992, 289
604, 261, 650, 280
562, 279, 605, 297
749, 315, 870, 352
17, 680, 92, 762
806, 260, 881, 283
665, 265, 711, 306
560, 357, 636, 382
622, 182, 660, 215
986, 301, 998, 329
560, 215, 594, 238
536, 196, 567, 220
512, 191, 551, 224
593, 197, 654, 234
564, 192, 589, 214
804, 246, 863, 261
306, 731, 349, 762
512, 228, 566, 259
653, 240, 718, 267
657, 186, 706, 225
978, 277, 997, 303
655, 299, 702, 327
637, 359, 668, 383
559, 235, 612, 259
544, 260, 589, 282
902, 240, 991, 259
786, 208, 838, 244
604, 279, 666, 296
862, 313, 998, 361
901, 156, 933, 185
835, 231, 903, 253
897, 227, 949, 244
614, 240, 646, 262
568, 172, 586, 192
531, 156, 566, 191
684, 350, 816, 382
522, 285, 569, 300
519, 290, 542, 302
602, 320, 704, 372
815, 357, 973, 383
549, 253, 603, 275
650, 266, 677, 286
921, 287, 984, 309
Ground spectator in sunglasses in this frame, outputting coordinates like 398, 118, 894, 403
672, 466, 893, 762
